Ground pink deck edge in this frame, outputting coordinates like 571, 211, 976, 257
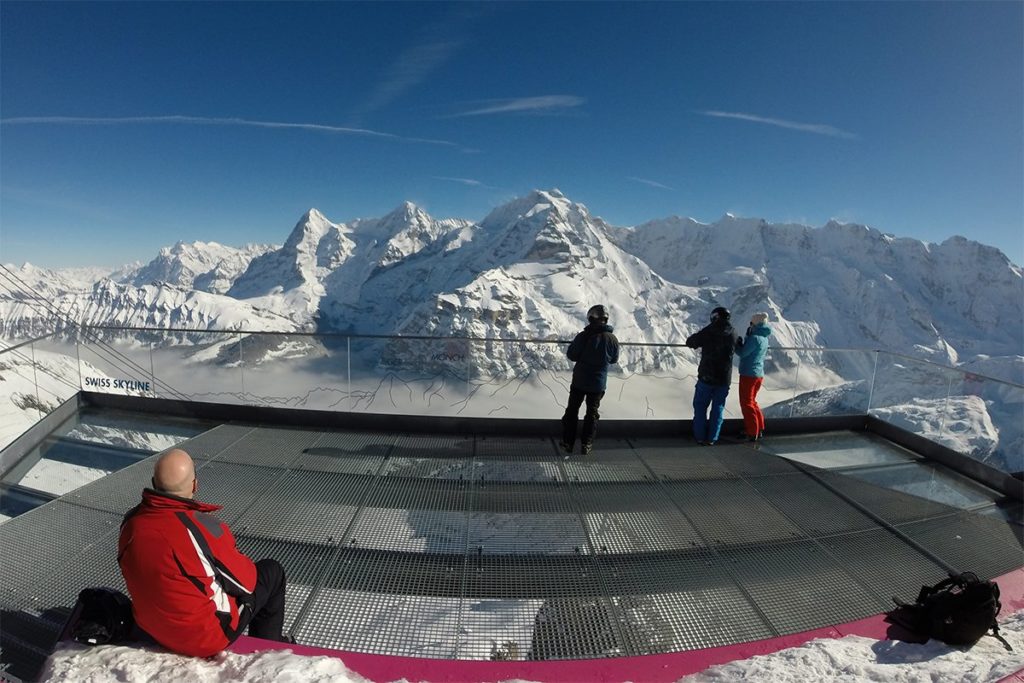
228, 566, 1024, 683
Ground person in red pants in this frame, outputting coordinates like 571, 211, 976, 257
736, 313, 772, 440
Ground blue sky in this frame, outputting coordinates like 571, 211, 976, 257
1, 1, 1022, 268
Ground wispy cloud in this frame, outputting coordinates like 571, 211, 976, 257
432, 176, 497, 190
698, 110, 857, 139
350, 8, 481, 123
627, 176, 675, 191
0, 115, 467, 149
447, 95, 586, 118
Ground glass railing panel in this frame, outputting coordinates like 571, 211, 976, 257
612, 343, 712, 420
760, 348, 876, 418
147, 329, 244, 405
344, 335, 474, 416
466, 338, 567, 419
0, 336, 81, 450
945, 370, 1022, 475
76, 328, 159, 398
869, 353, 1021, 474
236, 332, 345, 410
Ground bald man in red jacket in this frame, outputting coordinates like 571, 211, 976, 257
117, 448, 289, 657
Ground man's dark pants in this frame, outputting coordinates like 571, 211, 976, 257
562, 388, 605, 447
235, 558, 288, 642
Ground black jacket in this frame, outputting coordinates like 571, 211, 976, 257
567, 323, 619, 393
685, 320, 741, 386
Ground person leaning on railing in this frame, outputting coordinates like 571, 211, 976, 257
737, 312, 772, 441
560, 304, 620, 456
117, 448, 291, 656
685, 307, 742, 445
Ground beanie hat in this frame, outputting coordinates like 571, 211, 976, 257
751, 312, 769, 325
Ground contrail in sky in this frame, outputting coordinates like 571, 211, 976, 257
0, 115, 468, 149
432, 176, 497, 189
448, 95, 586, 117
698, 110, 857, 139
627, 176, 675, 191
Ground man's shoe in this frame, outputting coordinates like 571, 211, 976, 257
581, 442, 593, 455
700, 440, 716, 446
559, 440, 573, 454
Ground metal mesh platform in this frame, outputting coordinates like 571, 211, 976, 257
1, 425, 1020, 679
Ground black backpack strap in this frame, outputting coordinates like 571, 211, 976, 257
990, 622, 1014, 652
916, 575, 959, 603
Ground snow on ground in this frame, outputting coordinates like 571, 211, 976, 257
42, 645, 370, 683
684, 611, 1024, 682
0, 343, 95, 450
18, 458, 111, 496
41, 611, 1024, 683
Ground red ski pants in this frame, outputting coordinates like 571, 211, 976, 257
738, 375, 764, 437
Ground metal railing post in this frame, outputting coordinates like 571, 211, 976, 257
788, 353, 802, 418
30, 342, 42, 420
75, 335, 83, 389
866, 350, 879, 413
465, 338, 472, 409
149, 346, 156, 397
937, 374, 954, 436
238, 333, 246, 402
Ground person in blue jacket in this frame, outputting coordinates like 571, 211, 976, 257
685, 306, 742, 445
737, 312, 772, 440
561, 305, 619, 455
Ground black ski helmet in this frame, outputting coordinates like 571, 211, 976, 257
710, 306, 730, 323
587, 304, 609, 323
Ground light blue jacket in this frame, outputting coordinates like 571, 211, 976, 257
737, 323, 771, 377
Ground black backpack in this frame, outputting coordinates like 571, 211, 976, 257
68, 587, 135, 646
889, 572, 1011, 651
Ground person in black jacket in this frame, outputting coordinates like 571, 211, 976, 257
561, 304, 620, 455
685, 306, 742, 445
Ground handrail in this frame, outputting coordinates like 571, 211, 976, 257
871, 349, 1024, 389
76, 325, 1023, 389
0, 332, 58, 356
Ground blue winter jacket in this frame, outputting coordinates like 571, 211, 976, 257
567, 323, 619, 393
737, 323, 771, 377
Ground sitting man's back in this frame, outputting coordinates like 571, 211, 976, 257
118, 448, 288, 657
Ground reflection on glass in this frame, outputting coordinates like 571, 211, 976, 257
846, 462, 1000, 509
761, 431, 919, 469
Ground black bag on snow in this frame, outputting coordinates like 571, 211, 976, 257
68, 587, 135, 646
889, 572, 1011, 651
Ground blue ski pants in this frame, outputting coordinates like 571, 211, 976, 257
692, 379, 729, 443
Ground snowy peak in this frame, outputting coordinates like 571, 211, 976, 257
130, 240, 276, 294
367, 202, 458, 268
468, 189, 610, 265
283, 209, 336, 251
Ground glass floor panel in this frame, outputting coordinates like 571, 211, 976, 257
844, 462, 1003, 509
759, 430, 920, 469
760, 431, 1003, 512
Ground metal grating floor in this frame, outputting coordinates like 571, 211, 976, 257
1, 425, 1021, 679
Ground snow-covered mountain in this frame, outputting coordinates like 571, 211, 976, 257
129, 240, 277, 295
1, 189, 1020, 370
1, 189, 1021, 468
614, 215, 1022, 363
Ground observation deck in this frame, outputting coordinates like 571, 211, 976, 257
0, 330, 1021, 682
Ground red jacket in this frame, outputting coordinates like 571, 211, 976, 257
118, 489, 257, 657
